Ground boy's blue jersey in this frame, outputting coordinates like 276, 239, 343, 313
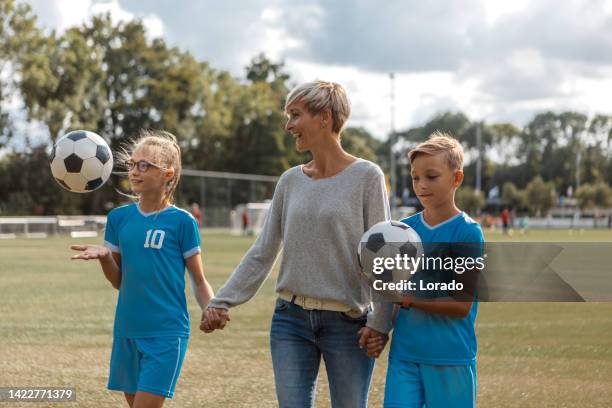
391, 211, 484, 365
104, 203, 201, 338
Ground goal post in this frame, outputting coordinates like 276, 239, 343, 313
178, 169, 278, 228
230, 202, 272, 236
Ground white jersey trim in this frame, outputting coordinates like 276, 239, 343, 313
104, 241, 120, 253
183, 246, 201, 259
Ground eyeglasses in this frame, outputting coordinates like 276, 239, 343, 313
125, 159, 163, 172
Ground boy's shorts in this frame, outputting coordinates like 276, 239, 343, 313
384, 356, 477, 408
107, 336, 188, 398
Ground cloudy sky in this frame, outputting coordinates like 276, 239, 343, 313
24, 0, 612, 139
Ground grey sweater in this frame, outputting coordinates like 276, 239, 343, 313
209, 158, 394, 333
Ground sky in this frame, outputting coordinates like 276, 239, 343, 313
20, 0, 612, 140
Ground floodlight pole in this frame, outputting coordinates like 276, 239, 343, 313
389, 72, 396, 212
476, 121, 482, 193
576, 150, 581, 191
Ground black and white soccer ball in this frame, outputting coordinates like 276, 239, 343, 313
358, 220, 423, 299
49, 130, 113, 193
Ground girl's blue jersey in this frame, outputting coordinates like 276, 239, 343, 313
391, 211, 484, 365
104, 203, 201, 338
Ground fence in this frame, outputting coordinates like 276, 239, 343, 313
0, 216, 106, 239
176, 169, 278, 228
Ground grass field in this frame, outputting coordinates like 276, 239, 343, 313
1, 229, 612, 407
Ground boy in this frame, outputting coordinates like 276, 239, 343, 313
370, 131, 484, 407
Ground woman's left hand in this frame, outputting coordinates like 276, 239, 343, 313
357, 327, 389, 358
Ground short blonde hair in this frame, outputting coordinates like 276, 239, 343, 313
284, 80, 351, 134
408, 131, 464, 171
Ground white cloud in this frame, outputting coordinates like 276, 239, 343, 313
54, 0, 92, 31
263, 9, 302, 55
90, 1, 165, 40
572, 67, 612, 115
482, 0, 530, 24
141, 14, 164, 39
261, 7, 282, 23
26, 0, 164, 40
285, 61, 480, 139
25, 0, 89, 32
237, 8, 303, 65
90, 0, 133, 23
21, 0, 612, 141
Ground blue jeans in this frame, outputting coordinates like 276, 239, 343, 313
270, 298, 375, 408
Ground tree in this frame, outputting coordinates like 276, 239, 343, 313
246, 53, 290, 90
0, 146, 83, 215
519, 112, 589, 193
0, 0, 43, 146
4, 2, 612, 217
501, 182, 525, 210
576, 183, 611, 209
197, 54, 295, 175
14, 13, 213, 213
576, 182, 612, 227
488, 123, 522, 165
341, 127, 380, 163
592, 183, 612, 209
456, 187, 485, 214
18, 14, 207, 144
589, 115, 612, 158
393, 112, 475, 198
525, 176, 558, 216
222, 81, 292, 175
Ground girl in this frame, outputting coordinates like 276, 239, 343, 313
71, 130, 214, 408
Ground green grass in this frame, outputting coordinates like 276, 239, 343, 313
1, 229, 612, 407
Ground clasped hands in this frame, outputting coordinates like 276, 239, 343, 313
358, 326, 389, 359
200, 307, 231, 333
200, 308, 388, 358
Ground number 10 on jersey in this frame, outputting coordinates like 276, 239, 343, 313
144, 229, 165, 249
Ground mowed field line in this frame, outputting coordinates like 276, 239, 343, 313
1, 229, 612, 407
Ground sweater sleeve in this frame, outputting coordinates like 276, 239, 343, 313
363, 166, 395, 333
363, 165, 391, 229
208, 174, 286, 310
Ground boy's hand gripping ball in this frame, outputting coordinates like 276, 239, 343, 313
358, 220, 423, 302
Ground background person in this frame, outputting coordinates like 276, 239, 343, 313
191, 202, 202, 228
241, 208, 250, 235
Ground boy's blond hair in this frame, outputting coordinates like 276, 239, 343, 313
408, 131, 464, 171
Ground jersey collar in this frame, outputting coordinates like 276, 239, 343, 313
136, 203, 174, 217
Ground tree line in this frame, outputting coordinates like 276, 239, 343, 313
1, 1, 610, 216
391, 111, 612, 216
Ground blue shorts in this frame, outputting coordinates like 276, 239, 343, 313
384, 356, 477, 408
107, 336, 188, 398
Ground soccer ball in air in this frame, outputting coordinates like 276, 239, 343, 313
358, 220, 423, 301
49, 130, 113, 193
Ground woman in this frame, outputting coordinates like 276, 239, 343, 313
202, 81, 393, 407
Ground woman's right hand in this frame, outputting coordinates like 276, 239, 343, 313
71, 244, 110, 260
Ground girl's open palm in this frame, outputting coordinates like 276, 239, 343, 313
71, 244, 110, 260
